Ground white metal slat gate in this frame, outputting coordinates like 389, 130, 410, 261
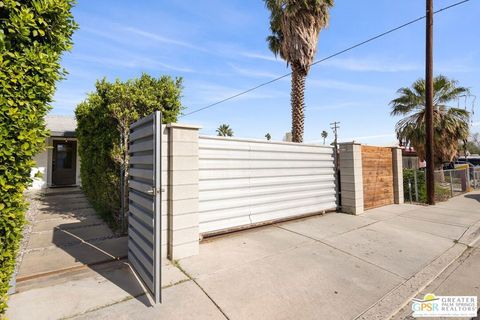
128, 111, 162, 304
198, 136, 337, 234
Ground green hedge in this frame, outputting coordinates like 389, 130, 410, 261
75, 75, 183, 231
403, 169, 456, 203
403, 169, 427, 203
0, 0, 76, 314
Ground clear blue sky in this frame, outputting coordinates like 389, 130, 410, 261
52, 0, 480, 145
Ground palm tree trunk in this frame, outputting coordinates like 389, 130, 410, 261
435, 162, 445, 183
291, 63, 306, 143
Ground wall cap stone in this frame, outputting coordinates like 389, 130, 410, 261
338, 142, 362, 146
167, 123, 202, 130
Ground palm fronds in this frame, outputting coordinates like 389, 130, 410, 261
390, 76, 470, 167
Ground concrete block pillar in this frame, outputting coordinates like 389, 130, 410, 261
339, 142, 364, 215
167, 123, 201, 260
391, 147, 404, 204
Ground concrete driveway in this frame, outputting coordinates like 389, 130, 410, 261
7, 192, 480, 320
176, 195, 479, 320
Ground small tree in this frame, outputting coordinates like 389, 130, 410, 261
265, 133, 272, 141
217, 124, 233, 137
76, 74, 183, 230
321, 130, 328, 145
0, 0, 77, 313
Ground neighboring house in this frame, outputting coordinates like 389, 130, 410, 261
30, 115, 81, 189
401, 146, 423, 169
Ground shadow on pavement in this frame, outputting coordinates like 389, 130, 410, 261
42, 189, 152, 307
465, 193, 480, 203
51, 220, 152, 308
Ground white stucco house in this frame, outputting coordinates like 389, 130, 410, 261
31, 115, 81, 189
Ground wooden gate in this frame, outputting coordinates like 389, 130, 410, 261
362, 146, 394, 209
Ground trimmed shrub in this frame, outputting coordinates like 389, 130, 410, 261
0, 0, 76, 314
75, 75, 183, 231
403, 169, 427, 203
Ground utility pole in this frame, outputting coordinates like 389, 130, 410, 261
330, 122, 340, 208
425, 0, 435, 205
330, 121, 340, 164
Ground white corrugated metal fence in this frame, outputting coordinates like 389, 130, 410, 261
198, 136, 337, 234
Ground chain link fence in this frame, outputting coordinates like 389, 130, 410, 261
404, 167, 480, 203
473, 167, 480, 189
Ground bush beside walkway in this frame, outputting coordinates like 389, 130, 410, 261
0, 1, 76, 314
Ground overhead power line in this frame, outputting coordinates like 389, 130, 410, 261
180, 0, 471, 118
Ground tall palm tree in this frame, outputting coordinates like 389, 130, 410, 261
264, 0, 334, 143
321, 130, 328, 145
216, 124, 234, 137
390, 75, 470, 169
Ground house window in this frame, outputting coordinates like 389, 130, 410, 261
56, 143, 73, 169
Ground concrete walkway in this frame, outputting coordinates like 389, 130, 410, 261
14, 187, 127, 284
7, 191, 480, 320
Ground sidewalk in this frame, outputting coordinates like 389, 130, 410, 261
7, 191, 480, 320
392, 236, 480, 319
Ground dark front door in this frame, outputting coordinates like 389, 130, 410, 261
52, 141, 77, 186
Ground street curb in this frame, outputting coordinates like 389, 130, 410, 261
458, 219, 480, 247
354, 243, 468, 320
354, 220, 480, 320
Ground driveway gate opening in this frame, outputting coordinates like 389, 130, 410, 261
128, 111, 162, 303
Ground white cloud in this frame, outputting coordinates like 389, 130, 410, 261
81, 27, 126, 43
321, 56, 475, 74
82, 25, 205, 52
53, 96, 86, 106
51, 90, 90, 114
229, 64, 281, 78
340, 133, 396, 143
308, 79, 388, 93
72, 54, 194, 73
240, 51, 282, 63
322, 57, 419, 72
183, 81, 287, 107
346, 133, 395, 140
337, 133, 397, 146
434, 52, 478, 73
122, 27, 206, 51
307, 101, 364, 111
